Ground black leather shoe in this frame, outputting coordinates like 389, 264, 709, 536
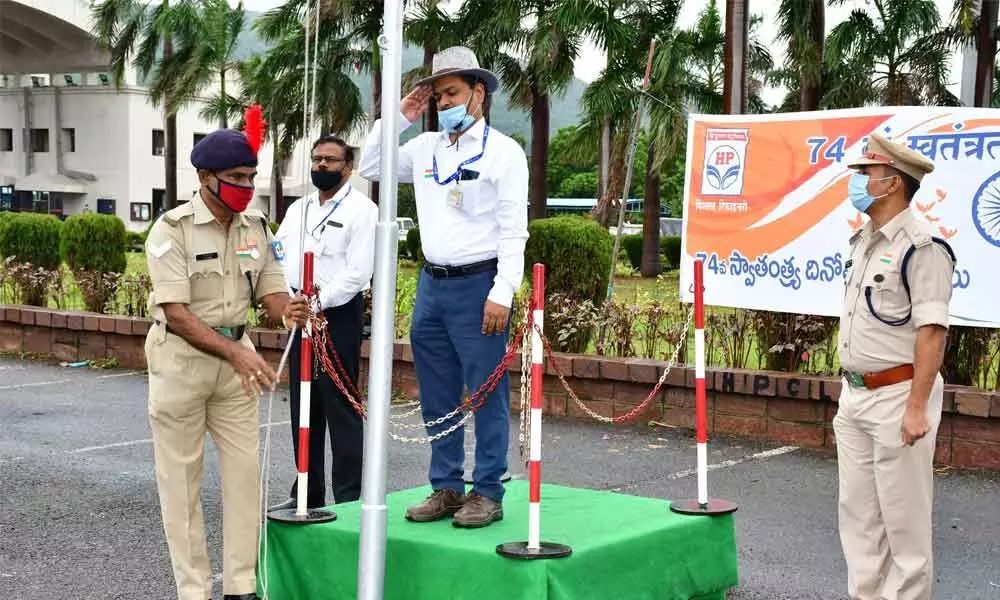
223, 595, 259, 600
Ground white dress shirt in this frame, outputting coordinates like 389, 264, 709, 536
358, 113, 529, 308
273, 183, 378, 309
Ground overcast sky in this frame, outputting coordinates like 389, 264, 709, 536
232, 0, 966, 105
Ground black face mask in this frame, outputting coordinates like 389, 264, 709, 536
311, 170, 343, 192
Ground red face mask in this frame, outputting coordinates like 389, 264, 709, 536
211, 178, 254, 213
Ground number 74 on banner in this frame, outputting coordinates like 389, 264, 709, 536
807, 136, 849, 164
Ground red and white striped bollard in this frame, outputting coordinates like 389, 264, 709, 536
268, 251, 337, 524
497, 264, 572, 559
671, 258, 738, 516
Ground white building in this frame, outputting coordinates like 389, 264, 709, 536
0, 0, 371, 232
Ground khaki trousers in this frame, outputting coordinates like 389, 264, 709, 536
833, 374, 943, 600
146, 327, 260, 600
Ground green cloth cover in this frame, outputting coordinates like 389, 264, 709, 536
259, 480, 738, 600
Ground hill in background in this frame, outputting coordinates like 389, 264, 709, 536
235, 12, 585, 148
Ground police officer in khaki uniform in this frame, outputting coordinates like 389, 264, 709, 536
144, 126, 309, 600
835, 133, 956, 600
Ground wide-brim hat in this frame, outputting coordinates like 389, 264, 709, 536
847, 133, 935, 182
414, 46, 500, 94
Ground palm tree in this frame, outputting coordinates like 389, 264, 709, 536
252, 1, 368, 219
948, 0, 998, 106
461, 0, 588, 221
826, 0, 958, 106
771, 0, 825, 111
181, 0, 247, 128
92, 0, 194, 212
403, 0, 463, 133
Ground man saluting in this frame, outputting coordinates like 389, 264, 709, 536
359, 46, 529, 528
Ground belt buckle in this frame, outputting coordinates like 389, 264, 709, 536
217, 326, 235, 340
846, 371, 867, 388
430, 265, 450, 278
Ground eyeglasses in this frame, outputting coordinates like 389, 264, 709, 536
311, 155, 346, 165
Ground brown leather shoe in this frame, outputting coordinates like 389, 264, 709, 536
452, 491, 503, 528
405, 488, 466, 522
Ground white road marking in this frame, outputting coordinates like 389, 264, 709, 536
68, 420, 292, 454
664, 445, 799, 480
0, 457, 25, 465
0, 370, 143, 391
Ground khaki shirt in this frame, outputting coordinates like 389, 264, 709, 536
145, 193, 287, 329
838, 208, 955, 373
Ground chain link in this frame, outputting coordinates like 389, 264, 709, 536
518, 300, 532, 463
538, 307, 693, 424
302, 290, 534, 444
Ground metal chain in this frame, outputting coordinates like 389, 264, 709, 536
518, 300, 532, 463
539, 307, 693, 424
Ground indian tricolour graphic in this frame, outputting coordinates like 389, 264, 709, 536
679, 106, 1000, 328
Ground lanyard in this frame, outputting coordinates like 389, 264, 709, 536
307, 185, 350, 238
431, 126, 490, 185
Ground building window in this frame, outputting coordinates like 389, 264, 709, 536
0, 129, 11, 151
152, 129, 165, 156
152, 188, 165, 217
29, 129, 49, 153
61, 128, 76, 152
193, 133, 207, 146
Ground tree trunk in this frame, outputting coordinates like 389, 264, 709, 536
371, 67, 381, 205
723, 0, 749, 114
591, 129, 630, 227
799, 0, 825, 111
640, 141, 660, 278
975, 0, 999, 107
220, 67, 228, 128
422, 44, 439, 132
273, 128, 285, 223
529, 82, 549, 220
164, 34, 177, 211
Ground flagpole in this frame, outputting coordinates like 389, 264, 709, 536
357, 0, 403, 598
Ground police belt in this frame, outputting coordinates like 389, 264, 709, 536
422, 258, 498, 279
842, 363, 914, 390
158, 321, 246, 342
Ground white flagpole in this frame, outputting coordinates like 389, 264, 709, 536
357, 0, 403, 598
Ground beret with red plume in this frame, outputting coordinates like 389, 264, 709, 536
190, 104, 266, 171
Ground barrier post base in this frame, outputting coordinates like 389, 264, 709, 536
496, 541, 573, 560
267, 507, 338, 524
669, 498, 738, 516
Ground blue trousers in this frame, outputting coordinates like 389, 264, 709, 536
410, 267, 511, 503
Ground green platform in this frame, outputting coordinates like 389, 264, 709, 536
257, 480, 738, 600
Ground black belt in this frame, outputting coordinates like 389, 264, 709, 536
159, 321, 246, 342
423, 258, 498, 279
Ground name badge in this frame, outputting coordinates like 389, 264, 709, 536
271, 240, 285, 261
195, 252, 219, 261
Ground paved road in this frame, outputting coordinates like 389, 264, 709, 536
1, 357, 998, 599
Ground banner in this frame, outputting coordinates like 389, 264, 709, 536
679, 106, 1000, 328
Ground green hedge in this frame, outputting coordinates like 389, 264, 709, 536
524, 215, 613, 352
60, 214, 128, 273
406, 227, 423, 263
660, 236, 681, 270
0, 212, 16, 256
0, 213, 63, 269
621, 234, 643, 270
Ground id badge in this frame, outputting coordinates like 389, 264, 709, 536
447, 186, 463, 208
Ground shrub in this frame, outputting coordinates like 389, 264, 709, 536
0, 211, 16, 256
0, 213, 63, 305
524, 215, 613, 352
660, 236, 682, 270
620, 234, 643, 270
126, 231, 145, 252
60, 213, 128, 313
406, 227, 423, 263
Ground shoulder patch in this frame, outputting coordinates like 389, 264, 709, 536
848, 228, 863, 244
162, 202, 194, 225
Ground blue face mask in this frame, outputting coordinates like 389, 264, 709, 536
847, 172, 891, 213
438, 101, 476, 133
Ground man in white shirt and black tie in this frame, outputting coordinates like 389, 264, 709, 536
269, 135, 377, 509
359, 46, 529, 528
